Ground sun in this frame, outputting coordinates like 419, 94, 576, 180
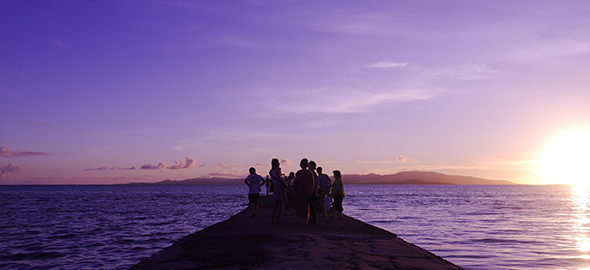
540, 130, 590, 185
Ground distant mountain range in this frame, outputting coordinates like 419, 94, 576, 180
342, 171, 515, 185
126, 171, 515, 185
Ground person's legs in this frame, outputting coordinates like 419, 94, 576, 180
249, 194, 259, 217
318, 191, 327, 217
308, 201, 316, 224
334, 196, 343, 219
254, 196, 259, 215
331, 196, 340, 219
273, 200, 284, 224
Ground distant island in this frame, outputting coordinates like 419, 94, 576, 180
126, 171, 515, 185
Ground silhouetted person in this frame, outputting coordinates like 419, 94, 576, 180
285, 172, 295, 214
270, 158, 287, 224
325, 193, 333, 213
293, 158, 313, 226
307, 161, 319, 224
317, 167, 332, 218
244, 167, 265, 218
265, 175, 271, 195
331, 170, 345, 220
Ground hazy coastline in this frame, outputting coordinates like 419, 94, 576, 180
125, 171, 516, 186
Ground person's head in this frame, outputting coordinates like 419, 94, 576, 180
299, 158, 309, 169
317, 167, 323, 174
249, 167, 256, 174
333, 170, 341, 178
288, 172, 295, 179
271, 158, 280, 168
308, 161, 317, 171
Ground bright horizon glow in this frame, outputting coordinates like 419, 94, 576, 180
540, 130, 590, 185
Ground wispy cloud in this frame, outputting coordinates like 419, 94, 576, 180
419, 65, 499, 80
1, 146, 53, 158
212, 163, 246, 168
1, 163, 22, 180
169, 157, 197, 170
91, 129, 160, 138
504, 40, 590, 61
356, 156, 417, 164
89, 157, 199, 171
138, 158, 198, 170
280, 159, 293, 166
140, 163, 168, 170
209, 171, 243, 178
356, 160, 396, 164
365, 61, 408, 68
85, 166, 137, 171
395, 156, 416, 162
269, 87, 439, 114
323, 160, 340, 164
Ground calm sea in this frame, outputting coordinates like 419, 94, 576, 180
1, 184, 589, 270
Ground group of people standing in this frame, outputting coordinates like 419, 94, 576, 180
244, 158, 345, 225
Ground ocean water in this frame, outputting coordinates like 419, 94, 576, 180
1, 185, 589, 270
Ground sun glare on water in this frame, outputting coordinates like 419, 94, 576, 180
540, 130, 590, 186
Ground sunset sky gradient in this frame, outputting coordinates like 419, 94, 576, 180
1, 1, 589, 184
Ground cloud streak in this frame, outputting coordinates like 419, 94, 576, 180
85, 157, 198, 171
140, 163, 168, 170
323, 160, 340, 164
1, 146, 52, 158
504, 40, 590, 61
269, 88, 439, 114
85, 166, 137, 171
280, 159, 293, 166
140, 157, 199, 170
365, 61, 408, 68
209, 171, 243, 178
356, 156, 417, 164
395, 156, 416, 162
212, 163, 243, 168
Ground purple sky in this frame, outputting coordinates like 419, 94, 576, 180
1, 1, 589, 184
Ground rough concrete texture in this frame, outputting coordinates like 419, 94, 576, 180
130, 196, 464, 270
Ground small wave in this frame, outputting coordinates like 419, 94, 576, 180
370, 220, 401, 224
2, 251, 65, 261
465, 211, 500, 216
472, 238, 542, 244
443, 254, 493, 259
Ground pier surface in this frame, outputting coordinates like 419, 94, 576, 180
130, 196, 463, 270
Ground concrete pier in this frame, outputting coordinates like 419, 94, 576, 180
130, 196, 463, 270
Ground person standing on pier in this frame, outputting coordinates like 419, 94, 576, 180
270, 158, 287, 224
285, 172, 296, 214
244, 167, 265, 218
265, 175, 271, 195
317, 167, 332, 218
307, 161, 319, 224
331, 170, 345, 220
293, 158, 313, 225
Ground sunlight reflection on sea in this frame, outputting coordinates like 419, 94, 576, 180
345, 184, 590, 270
